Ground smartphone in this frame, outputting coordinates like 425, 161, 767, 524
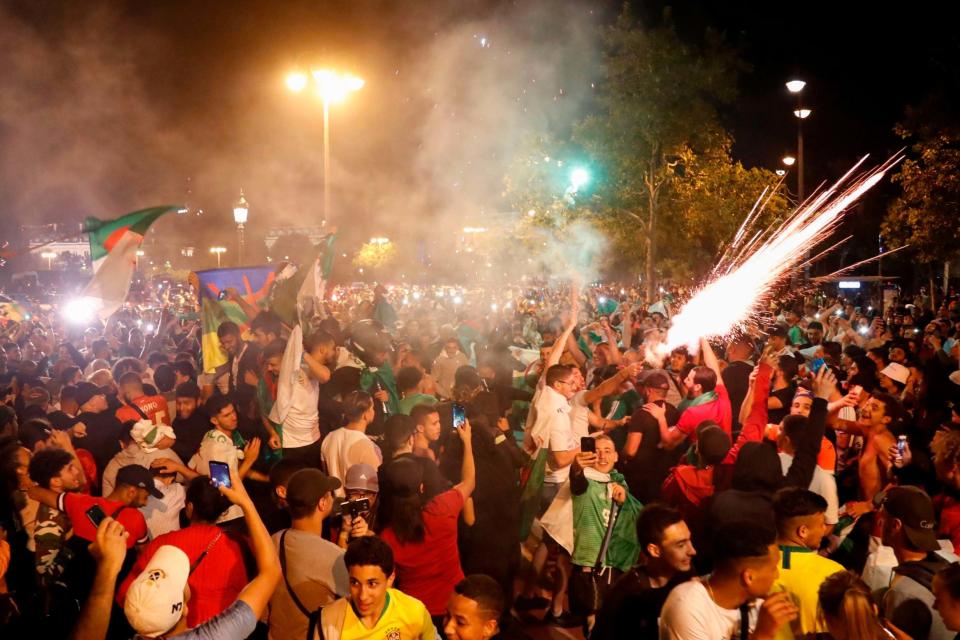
581, 436, 596, 453
452, 403, 466, 430
345, 498, 371, 519
810, 358, 826, 374
209, 460, 232, 488
86, 504, 107, 528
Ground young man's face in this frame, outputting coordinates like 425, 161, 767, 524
417, 411, 442, 443
212, 404, 238, 432
669, 353, 687, 372
253, 329, 276, 349
800, 512, 829, 550
348, 565, 394, 618
264, 355, 282, 377
176, 396, 198, 420
444, 341, 460, 358
551, 374, 576, 400
219, 333, 240, 357
53, 460, 84, 493
656, 520, 697, 574
594, 438, 618, 473
858, 397, 889, 429
444, 593, 498, 640
790, 396, 812, 418
683, 369, 700, 398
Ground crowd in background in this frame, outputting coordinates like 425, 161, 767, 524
0, 279, 960, 639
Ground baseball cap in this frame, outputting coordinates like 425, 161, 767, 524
696, 422, 731, 466
124, 545, 190, 637
286, 469, 342, 512
75, 381, 106, 408
881, 363, 910, 385
878, 486, 939, 552
117, 464, 164, 498
345, 463, 380, 493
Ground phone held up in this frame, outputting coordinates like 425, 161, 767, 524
580, 436, 596, 453
209, 460, 232, 489
452, 403, 466, 431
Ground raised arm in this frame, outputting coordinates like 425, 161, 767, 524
71, 519, 130, 640
454, 419, 476, 499
700, 337, 722, 381
584, 363, 641, 405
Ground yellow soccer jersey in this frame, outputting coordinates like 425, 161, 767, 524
340, 589, 436, 640
773, 545, 845, 639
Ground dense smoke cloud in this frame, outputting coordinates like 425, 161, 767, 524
0, 1, 605, 280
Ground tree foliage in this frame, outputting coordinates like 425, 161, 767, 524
882, 114, 960, 265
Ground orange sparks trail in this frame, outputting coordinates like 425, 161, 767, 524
658, 154, 902, 358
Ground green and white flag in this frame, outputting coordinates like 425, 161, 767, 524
81, 205, 181, 319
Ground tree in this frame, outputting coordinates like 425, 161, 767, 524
353, 241, 397, 278
506, 8, 788, 296
882, 115, 960, 276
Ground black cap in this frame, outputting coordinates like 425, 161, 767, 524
286, 469, 342, 513
116, 464, 164, 498
75, 381, 106, 408
877, 486, 939, 552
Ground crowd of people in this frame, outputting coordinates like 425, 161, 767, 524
0, 278, 959, 640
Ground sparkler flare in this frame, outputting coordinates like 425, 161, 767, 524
657, 155, 901, 359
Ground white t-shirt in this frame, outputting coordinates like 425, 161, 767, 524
545, 399, 576, 484
281, 368, 321, 448
659, 578, 759, 640
779, 452, 840, 525
570, 390, 591, 439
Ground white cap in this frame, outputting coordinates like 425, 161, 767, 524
881, 362, 910, 385
124, 545, 190, 637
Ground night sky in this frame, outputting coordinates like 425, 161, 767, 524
1, 0, 956, 275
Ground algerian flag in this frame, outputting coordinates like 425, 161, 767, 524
81, 206, 181, 319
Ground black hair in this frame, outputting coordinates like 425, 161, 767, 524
261, 339, 286, 362
454, 575, 506, 621
91, 338, 110, 354
821, 341, 842, 363
343, 391, 374, 423
146, 351, 169, 368
112, 357, 143, 382
58, 366, 81, 386
773, 488, 827, 536
153, 363, 176, 393
171, 360, 196, 380
216, 321, 240, 339
636, 503, 685, 555
344, 535, 395, 576
937, 562, 960, 601
871, 391, 905, 432
185, 476, 230, 523
780, 415, 808, 444
712, 520, 776, 570
303, 330, 335, 354
28, 448, 74, 489
19, 419, 53, 450
59, 384, 78, 403
204, 394, 235, 418
118, 420, 138, 446
250, 311, 282, 338
776, 355, 799, 381
175, 381, 201, 399
395, 366, 424, 393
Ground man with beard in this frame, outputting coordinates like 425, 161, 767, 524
72, 381, 123, 475
171, 381, 208, 463
658, 338, 732, 449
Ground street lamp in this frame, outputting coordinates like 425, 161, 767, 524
41, 251, 56, 270
570, 167, 590, 191
782, 156, 796, 167
775, 169, 786, 177
286, 67, 364, 222
209, 246, 226, 268
370, 237, 390, 245
785, 79, 809, 202
135, 249, 145, 270
233, 189, 249, 267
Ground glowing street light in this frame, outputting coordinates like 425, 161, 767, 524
785, 79, 806, 94
41, 251, 56, 270
782, 155, 796, 167
233, 190, 249, 266
370, 237, 390, 245
209, 246, 226, 268
286, 67, 365, 223
794, 109, 811, 119
775, 169, 786, 177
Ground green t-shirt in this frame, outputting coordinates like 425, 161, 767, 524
571, 471, 642, 571
601, 389, 641, 450
398, 393, 438, 415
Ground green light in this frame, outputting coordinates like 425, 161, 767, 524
570, 167, 590, 190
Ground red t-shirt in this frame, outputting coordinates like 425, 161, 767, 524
116, 394, 171, 425
676, 383, 733, 439
117, 523, 250, 627
58, 492, 148, 547
75, 448, 98, 494
380, 488, 465, 615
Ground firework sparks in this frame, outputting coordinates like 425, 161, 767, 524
657, 155, 901, 359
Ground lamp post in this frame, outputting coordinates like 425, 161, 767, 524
41, 251, 56, 270
286, 68, 364, 223
233, 190, 249, 267
786, 79, 810, 202
210, 246, 226, 268
135, 249, 145, 271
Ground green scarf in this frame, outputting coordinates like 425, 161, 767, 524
676, 390, 718, 413
360, 362, 401, 415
